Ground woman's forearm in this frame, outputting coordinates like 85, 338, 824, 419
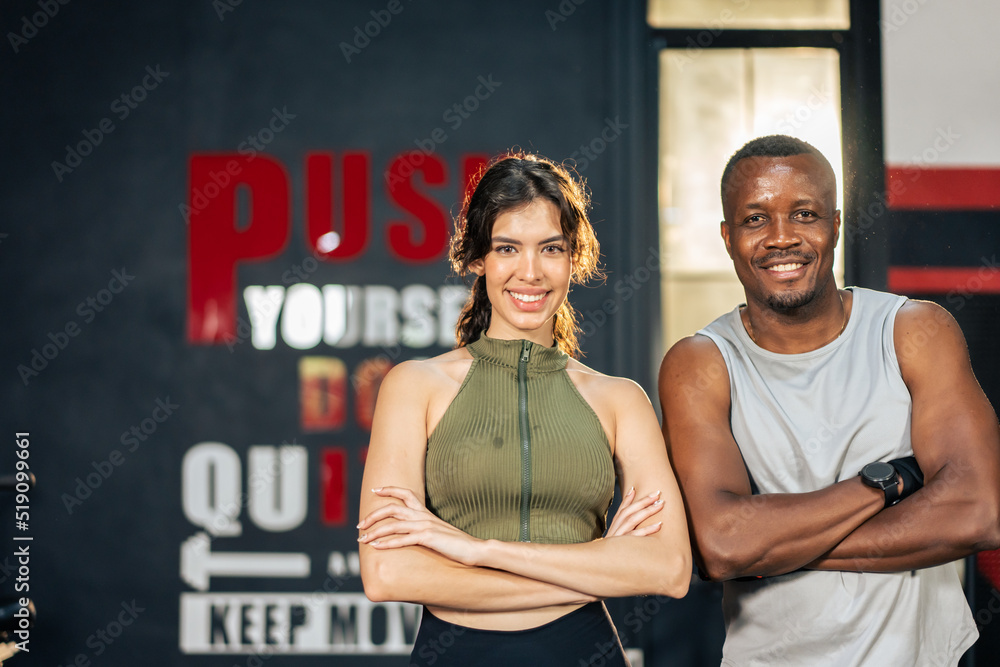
361, 544, 596, 611
475, 534, 691, 599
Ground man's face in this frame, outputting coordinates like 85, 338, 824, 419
721, 153, 840, 311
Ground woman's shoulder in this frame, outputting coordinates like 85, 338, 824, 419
385, 347, 475, 389
565, 359, 650, 404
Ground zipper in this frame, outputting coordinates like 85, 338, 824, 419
518, 340, 532, 542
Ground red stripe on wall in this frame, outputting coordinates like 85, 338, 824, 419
886, 167, 1000, 210
888, 266, 1000, 294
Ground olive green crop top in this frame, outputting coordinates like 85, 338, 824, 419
425, 334, 614, 544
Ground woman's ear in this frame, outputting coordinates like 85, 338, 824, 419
469, 258, 485, 276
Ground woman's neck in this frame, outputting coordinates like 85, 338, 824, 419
483, 324, 555, 348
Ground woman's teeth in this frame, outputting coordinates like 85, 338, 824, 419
509, 291, 545, 303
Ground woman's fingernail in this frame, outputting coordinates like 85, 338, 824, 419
648, 490, 661, 498
653, 499, 663, 506
358, 533, 367, 542
372, 487, 382, 493
628, 486, 635, 495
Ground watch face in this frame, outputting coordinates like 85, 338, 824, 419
863, 462, 896, 483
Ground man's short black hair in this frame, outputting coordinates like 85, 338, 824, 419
720, 134, 835, 205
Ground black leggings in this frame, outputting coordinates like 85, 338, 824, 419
409, 602, 629, 666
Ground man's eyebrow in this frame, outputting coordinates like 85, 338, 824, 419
740, 199, 818, 210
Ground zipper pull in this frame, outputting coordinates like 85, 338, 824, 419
520, 341, 531, 363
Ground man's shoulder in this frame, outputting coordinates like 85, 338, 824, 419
664, 333, 728, 366
659, 334, 731, 399
893, 298, 965, 365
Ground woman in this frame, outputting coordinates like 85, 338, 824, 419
358, 153, 691, 666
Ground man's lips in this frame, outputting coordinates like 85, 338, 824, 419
766, 262, 804, 273
757, 253, 814, 270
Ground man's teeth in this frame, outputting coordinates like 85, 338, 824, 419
510, 291, 545, 303
768, 263, 803, 272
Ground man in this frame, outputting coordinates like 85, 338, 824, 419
659, 134, 1000, 665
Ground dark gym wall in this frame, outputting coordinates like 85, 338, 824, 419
1, 2, 704, 665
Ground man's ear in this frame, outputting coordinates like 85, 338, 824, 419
469, 258, 485, 276
721, 220, 733, 259
833, 209, 841, 246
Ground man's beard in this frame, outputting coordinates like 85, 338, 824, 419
765, 287, 818, 311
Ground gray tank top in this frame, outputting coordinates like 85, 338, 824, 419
698, 287, 977, 666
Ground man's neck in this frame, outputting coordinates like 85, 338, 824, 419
742, 288, 851, 354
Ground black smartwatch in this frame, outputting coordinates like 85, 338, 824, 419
859, 461, 900, 508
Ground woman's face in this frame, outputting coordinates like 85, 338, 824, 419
469, 198, 571, 345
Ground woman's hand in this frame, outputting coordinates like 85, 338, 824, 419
605, 487, 663, 538
358, 486, 484, 566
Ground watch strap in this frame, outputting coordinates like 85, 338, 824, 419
889, 455, 924, 501
882, 474, 901, 508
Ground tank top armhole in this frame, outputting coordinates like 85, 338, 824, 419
558, 371, 613, 456
693, 330, 759, 494
694, 330, 736, 405
883, 294, 910, 380
426, 356, 480, 443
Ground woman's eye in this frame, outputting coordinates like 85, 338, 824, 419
544, 245, 566, 253
494, 245, 515, 254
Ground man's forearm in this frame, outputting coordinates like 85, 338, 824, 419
696, 477, 885, 580
807, 464, 997, 572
